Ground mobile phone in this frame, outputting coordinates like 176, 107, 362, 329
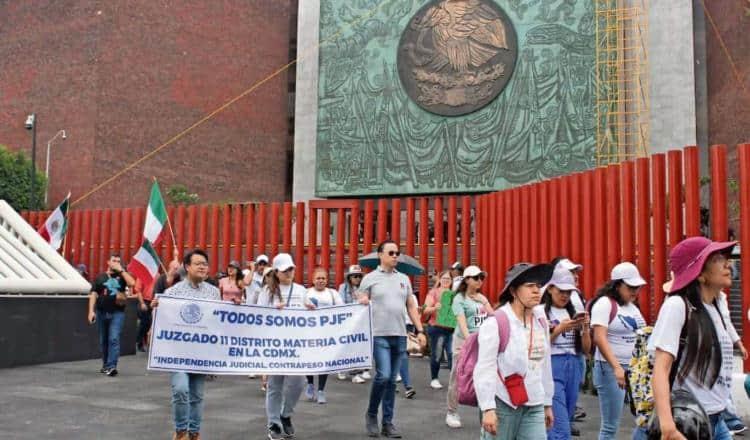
573, 311, 587, 320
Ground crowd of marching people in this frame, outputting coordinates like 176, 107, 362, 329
85, 234, 750, 440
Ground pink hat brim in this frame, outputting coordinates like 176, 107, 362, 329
669, 240, 736, 292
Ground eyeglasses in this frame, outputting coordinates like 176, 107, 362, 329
625, 284, 643, 291
257, 261, 268, 266
280, 267, 294, 274
191, 262, 209, 268
350, 274, 363, 278
467, 274, 485, 281
387, 251, 401, 257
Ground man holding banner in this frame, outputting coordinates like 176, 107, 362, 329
358, 240, 427, 438
151, 249, 220, 440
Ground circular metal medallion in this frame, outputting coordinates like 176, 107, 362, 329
397, 0, 518, 116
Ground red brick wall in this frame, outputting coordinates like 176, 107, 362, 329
0, 0, 293, 209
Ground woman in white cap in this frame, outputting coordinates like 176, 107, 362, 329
542, 267, 591, 439
650, 237, 746, 440
475, 262, 555, 439
337, 264, 371, 383
589, 262, 647, 440
303, 267, 343, 404
258, 253, 307, 440
244, 254, 270, 305
445, 265, 494, 429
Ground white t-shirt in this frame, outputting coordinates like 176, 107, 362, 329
548, 307, 578, 355
590, 298, 646, 364
256, 283, 306, 308
303, 287, 343, 308
648, 295, 734, 414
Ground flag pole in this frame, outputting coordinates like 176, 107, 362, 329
152, 177, 179, 259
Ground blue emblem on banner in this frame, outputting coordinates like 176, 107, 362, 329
180, 303, 203, 324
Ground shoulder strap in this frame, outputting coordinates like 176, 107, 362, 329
285, 285, 295, 305
608, 297, 618, 323
495, 309, 511, 353
669, 296, 691, 388
712, 300, 728, 330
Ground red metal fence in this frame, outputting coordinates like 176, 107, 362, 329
22, 197, 477, 302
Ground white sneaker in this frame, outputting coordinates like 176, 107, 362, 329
396, 374, 402, 383
337, 373, 348, 380
445, 412, 462, 428
361, 371, 372, 380
352, 374, 366, 384
430, 379, 443, 389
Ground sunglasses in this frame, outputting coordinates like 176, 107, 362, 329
386, 251, 401, 257
350, 274, 363, 278
467, 274, 485, 281
280, 267, 294, 274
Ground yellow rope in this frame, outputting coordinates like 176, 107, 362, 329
72, 0, 393, 207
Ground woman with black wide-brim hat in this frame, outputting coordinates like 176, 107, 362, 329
474, 262, 555, 439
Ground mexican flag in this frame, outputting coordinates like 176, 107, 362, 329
38, 192, 70, 250
127, 182, 168, 289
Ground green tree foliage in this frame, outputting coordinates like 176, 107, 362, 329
166, 184, 200, 205
0, 144, 47, 211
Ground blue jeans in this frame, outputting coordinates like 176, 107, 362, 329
427, 326, 453, 380
170, 372, 206, 433
399, 352, 411, 388
481, 398, 546, 439
709, 412, 732, 440
96, 310, 125, 369
548, 354, 583, 440
593, 361, 627, 440
367, 336, 406, 424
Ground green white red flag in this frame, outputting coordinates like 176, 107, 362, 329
128, 182, 168, 289
37, 192, 70, 251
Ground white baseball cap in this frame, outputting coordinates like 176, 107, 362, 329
610, 262, 646, 286
256, 254, 270, 264
462, 265, 486, 278
555, 258, 583, 272
272, 253, 295, 272
545, 267, 578, 291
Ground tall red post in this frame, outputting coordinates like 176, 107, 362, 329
307, 205, 318, 283
683, 146, 702, 237
81, 210, 92, 271
560, 176, 571, 256
257, 203, 267, 256
210, 205, 220, 275
245, 204, 255, 260
621, 161, 636, 263
581, 172, 595, 299
391, 199, 401, 246
349, 202, 360, 268
447, 196, 457, 265
121, 209, 132, 263
176, 205, 186, 258
461, 196, 471, 267
198, 205, 209, 250
321, 209, 331, 272
636, 158, 652, 322
270, 202, 280, 258
222, 204, 231, 269
296, 202, 306, 284
606, 164, 622, 269
111, 209, 122, 258
736, 143, 750, 372
186, 206, 197, 251
435, 197, 444, 273
406, 198, 416, 261
232, 205, 243, 262
283, 202, 293, 254
335, 208, 346, 287
419, 198, 429, 289
570, 173, 583, 265
652, 154, 668, 318
377, 199, 388, 243
538, 182, 549, 263
710, 145, 729, 241
488, 193, 498, 296
69, 211, 82, 264
363, 200, 374, 255
667, 150, 684, 248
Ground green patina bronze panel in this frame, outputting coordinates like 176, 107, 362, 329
316, 0, 596, 197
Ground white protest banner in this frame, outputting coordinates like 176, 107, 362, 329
147, 296, 373, 375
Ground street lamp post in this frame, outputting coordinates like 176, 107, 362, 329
44, 130, 67, 206
25, 114, 37, 208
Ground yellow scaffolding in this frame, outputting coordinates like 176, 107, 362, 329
594, 0, 650, 166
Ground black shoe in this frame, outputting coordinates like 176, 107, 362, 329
366, 414, 380, 437
99, 367, 107, 374
381, 423, 402, 438
267, 423, 284, 440
574, 406, 586, 420
404, 387, 415, 399
280, 416, 294, 438
570, 424, 580, 437
106, 368, 118, 377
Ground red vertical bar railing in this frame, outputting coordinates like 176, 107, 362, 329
435, 197, 444, 272
494, 192, 503, 298
710, 145, 728, 241
222, 205, 231, 268
210, 205, 220, 275
406, 198, 416, 262
296, 202, 306, 284
606, 164, 622, 269
377, 199, 388, 243
652, 154, 668, 318
683, 146, 702, 237
176, 205, 186, 258
736, 143, 750, 372
270, 202, 280, 257
419, 198, 429, 288
593, 168, 607, 291
538, 182, 549, 263
581, 172, 595, 298
510, 188, 521, 264
282, 202, 293, 254
502, 190, 512, 279
461, 196, 471, 267
100, 210, 112, 266
621, 161, 636, 263
570, 173, 583, 265
307, 205, 318, 282
232, 205, 243, 262
69, 211, 82, 264
520, 185, 531, 262
321, 209, 331, 271
198, 205, 208, 250
164, 207, 176, 259
245, 204, 255, 260
549, 180, 561, 260
447, 196, 457, 265
257, 203, 267, 256
560, 176, 571, 257
476, 196, 484, 269
111, 209, 121, 259
488, 193, 497, 296
349, 202, 360, 267
364, 200, 375, 255
635, 157, 652, 322
132, 208, 144, 264
121, 209, 132, 262
185, 206, 196, 251
80, 210, 92, 271
667, 150, 684, 248
335, 208, 346, 287
391, 199, 401, 246
91, 210, 102, 274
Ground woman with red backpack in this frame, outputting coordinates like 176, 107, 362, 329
542, 267, 591, 439
589, 262, 647, 439
474, 262, 555, 439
